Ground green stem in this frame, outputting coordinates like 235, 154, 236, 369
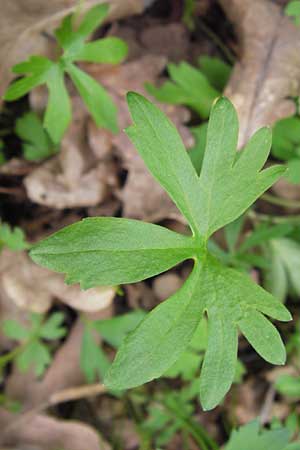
198, 19, 235, 65
162, 400, 219, 450
262, 193, 300, 209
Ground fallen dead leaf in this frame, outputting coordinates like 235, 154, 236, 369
220, 0, 300, 146
24, 97, 118, 209
0, 408, 110, 450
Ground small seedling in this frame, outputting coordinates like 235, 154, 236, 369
80, 310, 145, 383
146, 57, 231, 119
0, 221, 29, 251
1, 312, 66, 376
3, 4, 128, 143
30, 93, 291, 411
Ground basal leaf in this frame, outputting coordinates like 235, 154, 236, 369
75, 37, 128, 64
104, 263, 203, 389
66, 63, 118, 133
30, 93, 291, 411
30, 217, 196, 289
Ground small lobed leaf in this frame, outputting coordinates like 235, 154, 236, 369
2, 320, 30, 341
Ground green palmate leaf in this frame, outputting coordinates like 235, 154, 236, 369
44, 64, 72, 144
75, 37, 128, 64
66, 63, 118, 133
4, 3, 124, 141
225, 420, 290, 450
39, 312, 66, 340
146, 62, 219, 119
31, 217, 195, 289
30, 93, 291, 410
55, 4, 109, 58
16, 340, 51, 376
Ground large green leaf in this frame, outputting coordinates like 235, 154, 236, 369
30, 217, 196, 289
30, 93, 291, 411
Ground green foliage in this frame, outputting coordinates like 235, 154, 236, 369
80, 311, 145, 383
146, 57, 231, 121
198, 56, 232, 91
0, 222, 29, 251
146, 62, 220, 119
275, 374, 300, 399
182, 0, 197, 30
264, 238, 300, 301
285, 1, 300, 25
272, 116, 300, 184
224, 420, 293, 450
30, 93, 291, 411
15, 112, 57, 161
3, 4, 128, 142
2, 312, 66, 376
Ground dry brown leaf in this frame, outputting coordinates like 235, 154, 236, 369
0, 0, 143, 100
24, 97, 118, 209
152, 273, 183, 302
220, 0, 300, 146
0, 249, 115, 314
0, 408, 109, 450
140, 23, 189, 62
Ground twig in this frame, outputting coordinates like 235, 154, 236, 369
259, 386, 275, 425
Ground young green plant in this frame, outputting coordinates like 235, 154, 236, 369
3, 4, 128, 143
30, 93, 291, 410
